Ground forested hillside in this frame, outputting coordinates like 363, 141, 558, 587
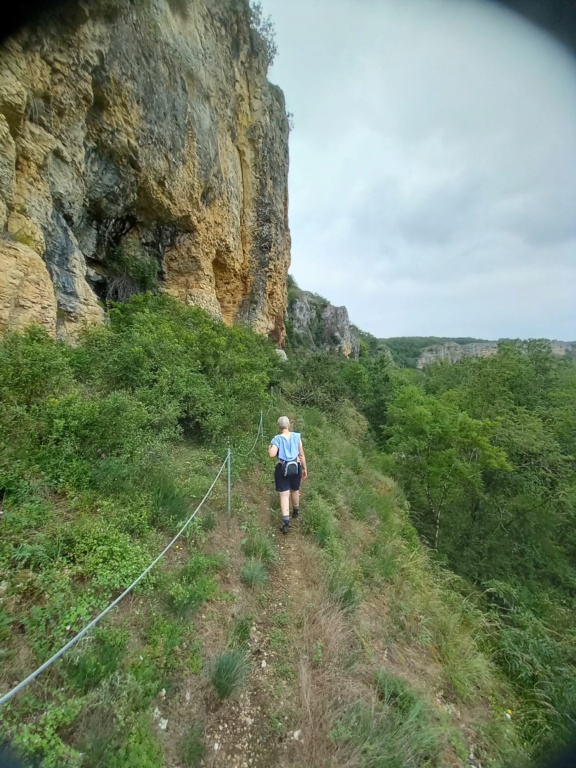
284, 337, 576, 757
1, 296, 575, 766
381, 336, 575, 369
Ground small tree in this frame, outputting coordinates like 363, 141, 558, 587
106, 241, 160, 303
249, 1, 278, 70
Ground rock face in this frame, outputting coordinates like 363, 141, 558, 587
417, 341, 498, 368
417, 340, 575, 368
287, 286, 360, 358
0, 0, 290, 340
0, 238, 57, 335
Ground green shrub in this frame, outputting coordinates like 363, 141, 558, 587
0, 605, 12, 642
300, 407, 326, 429
249, 1, 278, 70
348, 487, 379, 521
63, 627, 128, 693
147, 614, 186, 674
200, 509, 217, 532
181, 552, 223, 582
339, 443, 365, 475
165, 576, 217, 618
150, 474, 191, 528
209, 650, 249, 700
3, 692, 84, 768
109, 713, 163, 768
163, 553, 220, 617
0, 325, 73, 407
127, 657, 164, 706
74, 522, 153, 593
94, 494, 153, 536
241, 558, 268, 587
106, 241, 160, 302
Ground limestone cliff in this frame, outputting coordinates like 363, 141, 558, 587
417, 340, 575, 368
0, 0, 290, 340
286, 281, 360, 358
417, 341, 498, 368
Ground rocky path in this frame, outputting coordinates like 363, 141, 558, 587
203, 525, 308, 768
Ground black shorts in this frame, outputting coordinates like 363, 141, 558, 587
274, 462, 302, 492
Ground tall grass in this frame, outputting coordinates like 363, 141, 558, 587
181, 725, 205, 767
301, 495, 336, 548
242, 529, 277, 565
271, 396, 522, 765
209, 650, 249, 700
241, 558, 268, 587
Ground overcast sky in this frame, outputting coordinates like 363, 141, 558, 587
261, 0, 576, 340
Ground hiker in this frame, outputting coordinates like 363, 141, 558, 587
268, 416, 308, 534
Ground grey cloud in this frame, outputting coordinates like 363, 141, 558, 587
262, 0, 576, 338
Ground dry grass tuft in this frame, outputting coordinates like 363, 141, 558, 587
288, 587, 369, 767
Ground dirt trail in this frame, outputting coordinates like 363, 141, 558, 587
203, 523, 310, 768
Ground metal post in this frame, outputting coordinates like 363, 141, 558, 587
260, 409, 264, 447
227, 447, 231, 516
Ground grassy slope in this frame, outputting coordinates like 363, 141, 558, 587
1, 399, 523, 767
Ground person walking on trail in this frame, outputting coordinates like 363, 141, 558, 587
268, 416, 308, 534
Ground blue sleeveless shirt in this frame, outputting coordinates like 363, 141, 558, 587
270, 432, 301, 461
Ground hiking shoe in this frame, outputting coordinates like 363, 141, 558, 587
291, 509, 300, 519
281, 520, 290, 534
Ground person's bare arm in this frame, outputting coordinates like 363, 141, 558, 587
268, 442, 279, 458
299, 440, 308, 479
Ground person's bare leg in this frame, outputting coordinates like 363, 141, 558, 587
291, 489, 300, 516
279, 491, 290, 517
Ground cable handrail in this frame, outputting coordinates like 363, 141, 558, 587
0, 456, 228, 707
234, 410, 264, 458
0, 400, 272, 707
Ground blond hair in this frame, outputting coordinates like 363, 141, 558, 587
277, 416, 290, 431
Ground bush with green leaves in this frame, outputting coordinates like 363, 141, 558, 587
381, 341, 576, 749
108, 713, 163, 768
106, 241, 160, 302
63, 627, 128, 693
0, 296, 278, 768
72, 294, 277, 441
248, 1, 277, 70
164, 554, 219, 618
146, 613, 187, 675
1, 692, 85, 768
